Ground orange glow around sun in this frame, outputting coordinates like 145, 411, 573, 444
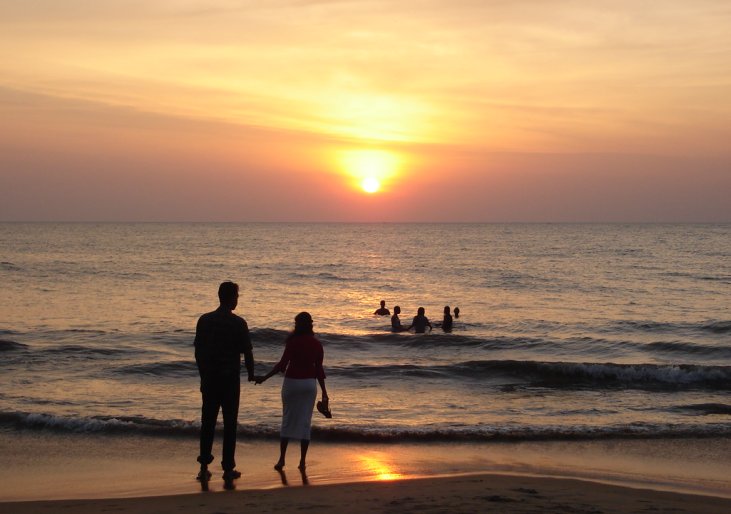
338, 149, 400, 194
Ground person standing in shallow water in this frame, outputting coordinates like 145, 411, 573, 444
391, 305, 407, 332
194, 281, 255, 489
442, 306, 453, 333
256, 312, 329, 472
407, 307, 432, 333
374, 300, 390, 316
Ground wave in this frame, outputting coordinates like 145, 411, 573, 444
322, 332, 731, 359
643, 341, 731, 358
1, 411, 728, 443
323, 332, 551, 351
62, 328, 110, 334
701, 320, 731, 334
250, 328, 289, 344
660, 271, 731, 284
0, 411, 203, 437
0, 340, 28, 352
310, 423, 731, 443
285, 271, 365, 283
106, 356, 730, 388
615, 319, 731, 335
672, 403, 731, 416
7, 323, 727, 357
113, 361, 197, 377
250, 329, 497, 348
330, 360, 731, 391
0, 261, 22, 271
44, 345, 131, 357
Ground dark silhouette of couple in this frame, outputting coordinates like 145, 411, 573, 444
194, 282, 329, 490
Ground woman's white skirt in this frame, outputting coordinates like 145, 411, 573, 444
280, 377, 317, 440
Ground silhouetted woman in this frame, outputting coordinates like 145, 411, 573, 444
407, 307, 432, 333
442, 306, 453, 333
256, 312, 328, 471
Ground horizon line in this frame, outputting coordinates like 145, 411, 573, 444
1, 220, 729, 225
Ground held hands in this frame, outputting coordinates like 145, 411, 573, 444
252, 370, 278, 385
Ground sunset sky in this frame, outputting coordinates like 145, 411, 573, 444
1, 1, 729, 222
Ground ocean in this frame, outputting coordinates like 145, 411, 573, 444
1, 223, 730, 444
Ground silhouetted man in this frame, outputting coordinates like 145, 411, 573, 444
194, 281, 255, 489
374, 300, 390, 316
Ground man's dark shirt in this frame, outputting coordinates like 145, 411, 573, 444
194, 307, 254, 383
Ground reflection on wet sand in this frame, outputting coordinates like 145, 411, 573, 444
357, 452, 403, 481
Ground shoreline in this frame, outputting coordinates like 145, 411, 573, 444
4, 473, 731, 514
1, 429, 729, 503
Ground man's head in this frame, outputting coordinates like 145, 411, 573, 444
394, 305, 401, 314
218, 281, 239, 310
417, 307, 425, 316
380, 300, 386, 308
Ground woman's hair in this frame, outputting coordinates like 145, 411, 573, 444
291, 311, 314, 337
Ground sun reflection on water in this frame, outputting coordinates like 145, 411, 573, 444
358, 453, 403, 481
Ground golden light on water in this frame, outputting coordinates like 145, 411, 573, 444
358, 453, 403, 481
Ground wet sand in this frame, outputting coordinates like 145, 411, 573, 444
1, 429, 729, 512
4, 473, 731, 514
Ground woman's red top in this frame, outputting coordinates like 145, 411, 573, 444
273, 335, 326, 380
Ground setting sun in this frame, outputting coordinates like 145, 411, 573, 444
338, 149, 401, 193
361, 176, 380, 193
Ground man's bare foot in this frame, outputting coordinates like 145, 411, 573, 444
274, 461, 285, 471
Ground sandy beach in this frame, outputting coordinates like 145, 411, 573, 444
4, 473, 731, 514
1, 429, 729, 513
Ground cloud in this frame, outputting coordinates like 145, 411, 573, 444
1, 1, 730, 220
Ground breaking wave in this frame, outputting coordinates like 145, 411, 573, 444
1, 410, 728, 442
